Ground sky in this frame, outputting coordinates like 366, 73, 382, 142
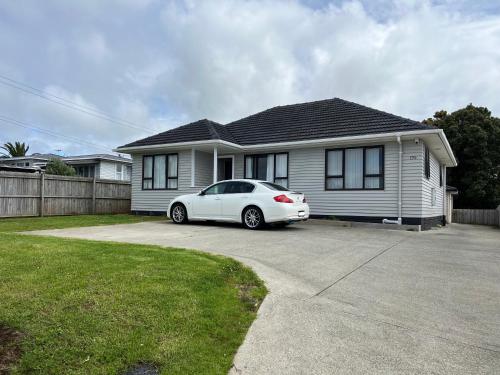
0, 0, 499, 156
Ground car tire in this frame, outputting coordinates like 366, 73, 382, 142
171, 203, 188, 224
242, 206, 265, 230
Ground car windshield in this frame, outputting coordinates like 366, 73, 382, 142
260, 182, 289, 191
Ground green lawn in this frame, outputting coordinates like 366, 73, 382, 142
0, 216, 266, 374
0, 214, 164, 233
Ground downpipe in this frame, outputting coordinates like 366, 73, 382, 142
383, 134, 403, 226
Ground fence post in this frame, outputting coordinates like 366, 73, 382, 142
92, 176, 97, 214
497, 205, 500, 228
39, 173, 45, 217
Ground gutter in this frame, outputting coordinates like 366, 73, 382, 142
114, 128, 457, 166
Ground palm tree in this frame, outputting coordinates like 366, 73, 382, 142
1, 141, 30, 157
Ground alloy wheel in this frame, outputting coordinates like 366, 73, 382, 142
172, 205, 185, 223
244, 208, 261, 229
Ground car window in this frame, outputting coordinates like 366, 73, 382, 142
224, 181, 255, 194
260, 182, 290, 191
203, 182, 228, 195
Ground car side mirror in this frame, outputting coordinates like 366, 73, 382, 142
198, 190, 206, 196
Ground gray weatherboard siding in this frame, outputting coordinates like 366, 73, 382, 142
131, 140, 445, 221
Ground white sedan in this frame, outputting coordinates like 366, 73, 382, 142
167, 179, 309, 229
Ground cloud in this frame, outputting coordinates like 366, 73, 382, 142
0, 0, 499, 155
77, 33, 112, 63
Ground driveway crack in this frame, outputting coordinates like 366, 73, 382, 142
311, 238, 406, 298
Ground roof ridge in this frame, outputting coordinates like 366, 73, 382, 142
205, 119, 222, 140
334, 98, 431, 128
118, 98, 434, 149
225, 98, 338, 127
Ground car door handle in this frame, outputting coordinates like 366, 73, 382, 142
214, 197, 221, 200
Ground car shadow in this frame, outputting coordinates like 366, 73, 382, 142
165, 220, 305, 231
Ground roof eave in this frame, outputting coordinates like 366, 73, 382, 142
114, 129, 457, 167
114, 139, 242, 153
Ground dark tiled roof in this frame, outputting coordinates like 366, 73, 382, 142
119, 98, 432, 148
225, 98, 432, 145
63, 154, 131, 163
121, 119, 236, 148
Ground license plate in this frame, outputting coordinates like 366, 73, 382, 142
298, 211, 305, 217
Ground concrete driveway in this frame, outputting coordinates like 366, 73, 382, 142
30, 221, 500, 374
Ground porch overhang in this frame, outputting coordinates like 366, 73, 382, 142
114, 139, 240, 154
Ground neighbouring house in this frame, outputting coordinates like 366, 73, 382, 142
115, 98, 457, 230
0, 153, 132, 181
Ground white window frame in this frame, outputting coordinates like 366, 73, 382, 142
217, 155, 235, 180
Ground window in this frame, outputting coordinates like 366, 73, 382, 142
116, 164, 123, 180
224, 181, 255, 194
244, 153, 288, 187
439, 165, 443, 187
203, 182, 228, 195
260, 182, 290, 191
142, 154, 178, 190
424, 145, 430, 179
75, 165, 95, 178
325, 146, 384, 190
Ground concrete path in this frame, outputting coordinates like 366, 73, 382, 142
29, 221, 500, 374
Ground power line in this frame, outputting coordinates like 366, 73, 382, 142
0, 73, 155, 134
0, 115, 113, 153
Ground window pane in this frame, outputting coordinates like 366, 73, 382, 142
274, 178, 288, 188
267, 154, 274, 181
365, 148, 380, 175
245, 157, 253, 178
153, 155, 166, 189
240, 182, 255, 193
327, 150, 342, 176
326, 177, 343, 189
345, 148, 363, 188
204, 182, 227, 195
256, 156, 267, 180
143, 179, 152, 189
275, 154, 287, 178
261, 181, 289, 191
168, 155, 178, 177
143, 156, 153, 178
364, 177, 380, 189
167, 178, 177, 189
204, 185, 217, 195
225, 182, 239, 194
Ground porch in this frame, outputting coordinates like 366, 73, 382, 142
189, 145, 288, 188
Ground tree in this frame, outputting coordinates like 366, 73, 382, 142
45, 158, 76, 176
423, 104, 500, 209
1, 141, 29, 157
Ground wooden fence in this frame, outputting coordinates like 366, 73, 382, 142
0, 171, 131, 218
452, 208, 500, 226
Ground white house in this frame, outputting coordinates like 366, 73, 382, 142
0, 153, 132, 181
115, 98, 457, 230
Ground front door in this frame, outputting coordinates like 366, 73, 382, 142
217, 157, 233, 181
